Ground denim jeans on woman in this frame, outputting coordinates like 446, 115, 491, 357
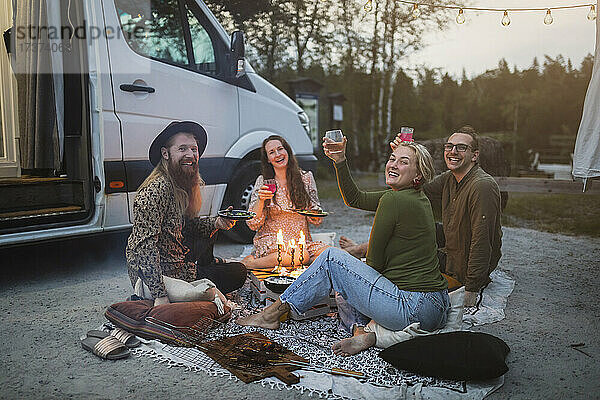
280, 247, 450, 332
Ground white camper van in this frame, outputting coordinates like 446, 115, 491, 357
0, 0, 316, 246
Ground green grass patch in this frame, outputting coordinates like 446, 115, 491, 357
503, 193, 600, 237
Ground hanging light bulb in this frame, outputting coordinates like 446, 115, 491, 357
456, 9, 465, 24
412, 3, 421, 19
501, 10, 511, 26
587, 5, 597, 21
364, 0, 373, 13
544, 9, 553, 25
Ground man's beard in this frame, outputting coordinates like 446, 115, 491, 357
168, 158, 199, 191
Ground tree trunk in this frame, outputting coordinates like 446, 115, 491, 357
367, 1, 381, 171
382, 0, 398, 164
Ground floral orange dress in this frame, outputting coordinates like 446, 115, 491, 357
246, 171, 329, 260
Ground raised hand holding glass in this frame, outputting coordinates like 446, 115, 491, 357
325, 130, 344, 154
263, 179, 277, 206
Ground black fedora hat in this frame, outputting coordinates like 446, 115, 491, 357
149, 121, 208, 166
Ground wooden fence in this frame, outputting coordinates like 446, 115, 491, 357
494, 177, 600, 194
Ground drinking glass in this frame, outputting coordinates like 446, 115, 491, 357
324, 129, 344, 154
263, 179, 277, 206
325, 129, 343, 142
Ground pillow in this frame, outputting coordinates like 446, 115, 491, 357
105, 300, 230, 345
444, 286, 465, 331
379, 331, 510, 381
134, 276, 217, 303
365, 287, 464, 348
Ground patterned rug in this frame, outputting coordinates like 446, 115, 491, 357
125, 279, 506, 399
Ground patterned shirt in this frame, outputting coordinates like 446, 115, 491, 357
246, 171, 328, 259
126, 174, 217, 298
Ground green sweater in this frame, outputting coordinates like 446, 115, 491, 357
335, 160, 447, 292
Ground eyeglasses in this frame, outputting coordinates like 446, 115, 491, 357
443, 143, 472, 152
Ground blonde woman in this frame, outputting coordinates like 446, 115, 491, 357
238, 135, 449, 356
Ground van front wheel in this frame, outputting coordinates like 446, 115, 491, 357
221, 160, 261, 243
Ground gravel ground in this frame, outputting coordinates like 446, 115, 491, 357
1, 196, 599, 399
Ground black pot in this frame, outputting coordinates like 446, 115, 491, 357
264, 276, 295, 294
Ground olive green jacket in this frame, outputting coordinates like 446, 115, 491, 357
425, 165, 502, 292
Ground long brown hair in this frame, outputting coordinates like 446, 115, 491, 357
260, 135, 310, 210
138, 135, 204, 218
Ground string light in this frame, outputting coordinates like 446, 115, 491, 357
502, 10, 511, 26
412, 3, 421, 18
361, 1, 596, 25
544, 8, 554, 24
456, 8, 465, 24
588, 4, 597, 20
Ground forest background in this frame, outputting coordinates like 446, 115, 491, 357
206, 0, 592, 172
204, 0, 598, 237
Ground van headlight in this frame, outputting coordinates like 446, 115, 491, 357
298, 111, 310, 136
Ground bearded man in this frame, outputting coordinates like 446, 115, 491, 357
126, 121, 246, 307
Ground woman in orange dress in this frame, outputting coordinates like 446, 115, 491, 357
243, 135, 328, 269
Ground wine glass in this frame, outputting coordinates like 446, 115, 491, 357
325, 129, 344, 154
263, 179, 277, 206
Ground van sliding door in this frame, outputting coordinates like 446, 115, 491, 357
103, 0, 240, 222
0, 0, 94, 233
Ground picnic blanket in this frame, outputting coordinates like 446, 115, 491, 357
123, 240, 512, 399
463, 269, 515, 328
123, 275, 509, 400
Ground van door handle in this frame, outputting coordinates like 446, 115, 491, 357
120, 84, 155, 93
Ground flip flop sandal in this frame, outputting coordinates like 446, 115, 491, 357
87, 328, 141, 348
81, 335, 130, 360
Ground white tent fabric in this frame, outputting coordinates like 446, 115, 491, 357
572, 0, 600, 186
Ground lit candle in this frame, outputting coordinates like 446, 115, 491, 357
299, 230, 305, 266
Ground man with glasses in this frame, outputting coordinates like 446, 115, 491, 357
339, 126, 502, 307
404, 125, 502, 307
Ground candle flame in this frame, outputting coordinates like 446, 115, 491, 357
299, 230, 306, 245
277, 229, 284, 245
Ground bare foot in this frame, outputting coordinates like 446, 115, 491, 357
339, 235, 358, 249
236, 299, 289, 330
353, 325, 366, 336
242, 255, 272, 269
236, 311, 281, 329
332, 332, 376, 357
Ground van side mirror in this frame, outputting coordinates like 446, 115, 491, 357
3, 27, 12, 54
230, 30, 245, 79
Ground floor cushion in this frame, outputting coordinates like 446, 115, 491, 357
105, 299, 230, 345
379, 331, 510, 381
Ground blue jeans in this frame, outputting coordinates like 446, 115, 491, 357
335, 293, 370, 334
280, 247, 450, 331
